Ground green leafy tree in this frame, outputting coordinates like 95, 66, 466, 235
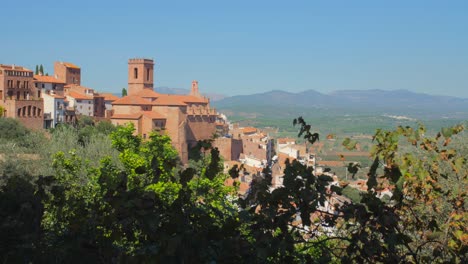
36, 123, 242, 262
2, 115, 466, 263
0, 118, 30, 141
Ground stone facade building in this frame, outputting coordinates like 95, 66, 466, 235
111, 58, 218, 162
0, 64, 44, 129
54, 62, 81, 85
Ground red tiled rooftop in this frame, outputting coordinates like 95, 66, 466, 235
113, 95, 152, 105
179, 95, 209, 104
99, 93, 120, 101
136, 89, 161, 98
34, 75, 65, 84
0, 64, 32, 72
242, 127, 257, 134
62, 62, 80, 69
67, 91, 92, 100
152, 95, 187, 106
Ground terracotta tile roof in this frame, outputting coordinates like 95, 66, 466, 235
178, 95, 209, 104
141, 111, 166, 119
111, 113, 142, 119
62, 62, 80, 69
0, 64, 32, 72
67, 91, 93, 100
65, 85, 95, 94
152, 95, 187, 106
99, 93, 120, 101
113, 95, 152, 105
34, 75, 66, 84
136, 89, 161, 98
242, 127, 257, 134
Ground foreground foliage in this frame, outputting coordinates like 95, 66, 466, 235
0, 118, 467, 263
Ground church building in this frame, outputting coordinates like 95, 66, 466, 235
111, 58, 218, 162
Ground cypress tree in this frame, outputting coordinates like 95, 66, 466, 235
39, 64, 44, 75
35, 65, 39, 75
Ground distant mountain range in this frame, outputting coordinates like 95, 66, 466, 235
212, 89, 468, 119
114, 87, 467, 119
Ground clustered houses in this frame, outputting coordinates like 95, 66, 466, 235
0, 58, 221, 164
214, 125, 273, 168
213, 124, 274, 195
0, 61, 107, 129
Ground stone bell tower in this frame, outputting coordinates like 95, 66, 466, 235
190, 80, 200, 97
128, 58, 154, 95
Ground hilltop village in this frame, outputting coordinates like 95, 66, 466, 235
0, 58, 379, 200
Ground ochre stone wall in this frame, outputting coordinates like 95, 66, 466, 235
4, 99, 44, 130
113, 105, 142, 115
186, 116, 216, 142
54, 62, 81, 85
213, 137, 243, 161
111, 119, 140, 133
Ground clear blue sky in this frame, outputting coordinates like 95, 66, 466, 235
2, 0, 468, 97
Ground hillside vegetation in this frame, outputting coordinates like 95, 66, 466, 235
0, 117, 466, 263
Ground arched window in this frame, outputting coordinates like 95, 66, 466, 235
33, 106, 36, 116
17, 108, 21, 117
37, 108, 41, 116
147, 68, 150, 81
134, 68, 138, 79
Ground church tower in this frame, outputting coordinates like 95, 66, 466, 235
190, 80, 200, 97
128, 58, 154, 95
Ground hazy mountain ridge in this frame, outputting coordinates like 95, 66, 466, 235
213, 89, 468, 119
